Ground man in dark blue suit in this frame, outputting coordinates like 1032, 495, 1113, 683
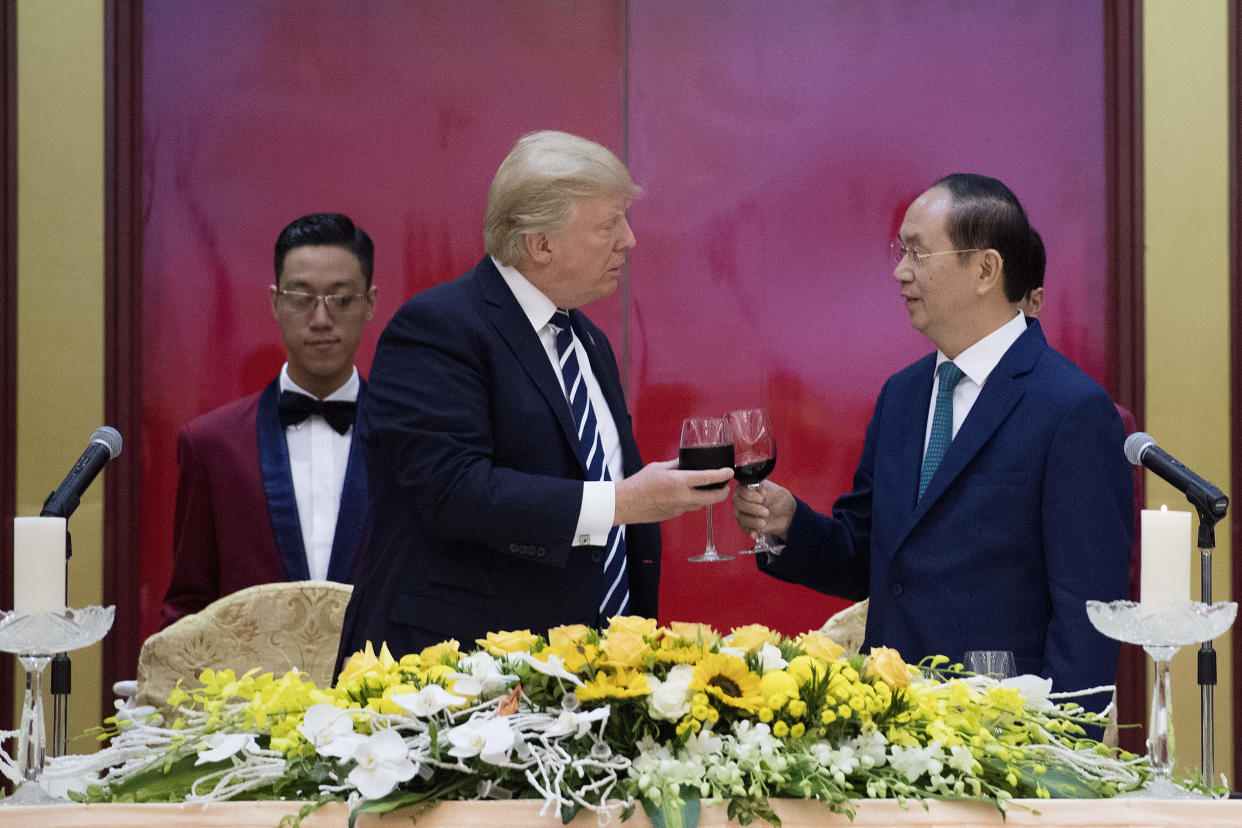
337, 131, 731, 664
734, 174, 1132, 698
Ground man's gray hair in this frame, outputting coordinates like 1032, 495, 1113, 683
484, 131, 641, 266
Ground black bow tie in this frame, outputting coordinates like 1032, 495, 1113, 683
278, 391, 357, 435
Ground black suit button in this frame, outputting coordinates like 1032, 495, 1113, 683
509, 543, 520, 554
891, 583, 904, 596
590, 550, 604, 564
536, 547, 546, 558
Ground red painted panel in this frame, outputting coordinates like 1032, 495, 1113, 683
626, 0, 1109, 636
139, 0, 624, 639
138, 1, 1110, 645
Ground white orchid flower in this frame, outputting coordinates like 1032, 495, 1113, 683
195, 732, 259, 765
509, 651, 584, 686
1002, 674, 1057, 712
298, 703, 364, 759
346, 727, 417, 800
447, 716, 515, 764
541, 705, 609, 739
449, 652, 516, 699
391, 684, 467, 717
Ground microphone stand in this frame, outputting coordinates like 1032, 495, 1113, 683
52, 528, 72, 757
1193, 504, 1226, 785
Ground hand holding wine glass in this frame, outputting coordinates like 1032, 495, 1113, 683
728, 408, 783, 555
679, 416, 734, 562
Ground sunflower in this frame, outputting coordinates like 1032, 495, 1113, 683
574, 667, 650, 702
652, 639, 710, 665
689, 653, 765, 712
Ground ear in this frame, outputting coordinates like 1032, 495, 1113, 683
523, 232, 553, 265
975, 249, 1004, 297
269, 284, 281, 319
362, 285, 378, 323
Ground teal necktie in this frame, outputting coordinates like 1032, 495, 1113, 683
918, 361, 965, 501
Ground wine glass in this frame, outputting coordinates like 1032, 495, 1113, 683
962, 650, 1017, 680
727, 408, 783, 555
679, 416, 734, 562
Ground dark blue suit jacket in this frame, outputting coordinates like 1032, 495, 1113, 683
760, 319, 1131, 695
337, 257, 659, 664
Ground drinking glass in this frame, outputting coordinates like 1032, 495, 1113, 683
962, 650, 1017, 680
727, 408, 783, 555
679, 416, 734, 562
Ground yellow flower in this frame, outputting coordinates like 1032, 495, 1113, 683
575, 667, 650, 702
602, 629, 651, 668
864, 646, 911, 689
653, 640, 710, 665
790, 722, 805, 738
773, 720, 789, 737
797, 630, 845, 662
662, 621, 719, 646
786, 655, 828, 686
607, 615, 658, 639
728, 623, 778, 653
545, 641, 600, 673
547, 624, 591, 647
759, 669, 799, 709
337, 641, 398, 684
415, 639, 462, 669
476, 629, 539, 655
690, 653, 765, 712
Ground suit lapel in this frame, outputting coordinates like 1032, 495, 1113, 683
477, 260, 586, 474
257, 379, 310, 581
897, 320, 1046, 546
327, 378, 369, 582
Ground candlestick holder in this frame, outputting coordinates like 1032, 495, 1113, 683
1085, 599, 1236, 798
0, 605, 114, 805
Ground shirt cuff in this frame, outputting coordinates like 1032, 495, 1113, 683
573, 481, 616, 546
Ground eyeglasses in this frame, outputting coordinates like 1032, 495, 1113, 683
274, 288, 368, 315
890, 241, 983, 266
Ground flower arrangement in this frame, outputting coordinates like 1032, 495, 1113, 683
59, 617, 1150, 827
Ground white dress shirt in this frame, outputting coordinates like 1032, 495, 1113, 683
923, 310, 1027, 455
493, 257, 622, 546
280, 364, 359, 579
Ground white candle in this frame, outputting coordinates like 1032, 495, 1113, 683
12, 517, 67, 614
1140, 506, 1192, 605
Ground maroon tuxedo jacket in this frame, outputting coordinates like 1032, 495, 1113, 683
160, 379, 369, 627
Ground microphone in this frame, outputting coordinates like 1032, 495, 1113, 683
1124, 431, 1228, 518
40, 426, 123, 519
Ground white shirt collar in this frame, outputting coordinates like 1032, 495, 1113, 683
278, 363, 360, 402
492, 255, 559, 331
936, 310, 1027, 387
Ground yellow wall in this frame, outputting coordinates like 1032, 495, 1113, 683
1143, 0, 1233, 783
13, 0, 106, 750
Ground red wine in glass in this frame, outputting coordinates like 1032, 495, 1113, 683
728, 408, 783, 555
679, 416, 734, 562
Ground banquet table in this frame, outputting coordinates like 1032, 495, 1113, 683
1, 797, 1240, 827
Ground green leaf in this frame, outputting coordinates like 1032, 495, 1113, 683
642, 791, 701, 828
560, 801, 582, 824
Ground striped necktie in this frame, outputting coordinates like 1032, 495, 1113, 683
918, 360, 966, 501
552, 309, 630, 621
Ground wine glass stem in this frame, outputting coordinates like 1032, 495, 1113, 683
1149, 655, 1175, 781
704, 501, 717, 555
746, 483, 771, 551
17, 654, 51, 783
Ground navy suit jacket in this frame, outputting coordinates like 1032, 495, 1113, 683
337, 257, 659, 665
161, 377, 370, 627
760, 319, 1131, 695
